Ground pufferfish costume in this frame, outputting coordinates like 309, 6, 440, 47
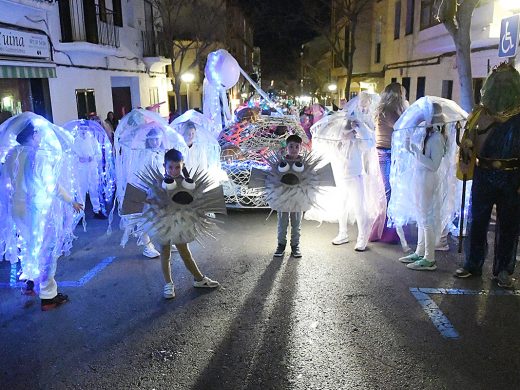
249, 152, 336, 212
121, 166, 227, 246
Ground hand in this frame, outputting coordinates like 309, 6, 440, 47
72, 202, 84, 213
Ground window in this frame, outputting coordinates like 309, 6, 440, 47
394, 1, 401, 39
420, 0, 441, 30
76, 89, 96, 119
113, 0, 123, 27
375, 43, 381, 64
405, 0, 415, 35
375, 19, 382, 64
391, 77, 397, 83
401, 77, 410, 100
416, 77, 426, 99
473, 78, 484, 105
149, 87, 159, 107
441, 80, 453, 99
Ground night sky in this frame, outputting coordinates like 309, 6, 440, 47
239, 0, 320, 83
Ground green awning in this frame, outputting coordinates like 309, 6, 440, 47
0, 65, 56, 79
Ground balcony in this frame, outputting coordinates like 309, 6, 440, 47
142, 30, 169, 58
59, 0, 120, 48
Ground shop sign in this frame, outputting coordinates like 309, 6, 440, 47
0, 27, 51, 59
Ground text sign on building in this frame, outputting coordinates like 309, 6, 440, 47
499, 14, 519, 58
0, 27, 51, 59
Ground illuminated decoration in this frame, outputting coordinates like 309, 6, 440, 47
219, 115, 309, 207
388, 96, 470, 249
121, 166, 226, 246
304, 98, 386, 240
110, 108, 188, 234
0, 112, 82, 281
63, 119, 116, 225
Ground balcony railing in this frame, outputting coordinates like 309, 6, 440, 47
59, 0, 120, 48
142, 30, 169, 57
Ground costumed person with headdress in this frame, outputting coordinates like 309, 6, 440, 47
0, 113, 83, 310
389, 97, 468, 254
391, 99, 465, 270
374, 83, 409, 244
454, 63, 520, 288
249, 134, 335, 258
113, 109, 187, 258
305, 93, 386, 251
121, 148, 226, 299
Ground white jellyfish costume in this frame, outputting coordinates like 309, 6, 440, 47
170, 109, 223, 184
63, 119, 116, 222
0, 112, 82, 298
112, 108, 188, 246
304, 103, 386, 249
388, 96, 468, 256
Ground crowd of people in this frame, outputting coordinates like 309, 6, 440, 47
0, 63, 518, 311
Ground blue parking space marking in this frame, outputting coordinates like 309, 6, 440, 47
410, 287, 520, 340
0, 257, 116, 289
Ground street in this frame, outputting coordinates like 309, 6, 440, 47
1, 210, 519, 390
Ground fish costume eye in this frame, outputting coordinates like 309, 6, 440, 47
292, 162, 304, 173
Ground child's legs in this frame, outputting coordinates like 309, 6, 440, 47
416, 226, 425, 257
176, 243, 203, 281
38, 228, 58, 299
289, 212, 302, 247
160, 243, 173, 284
87, 164, 100, 212
423, 224, 436, 261
277, 212, 290, 246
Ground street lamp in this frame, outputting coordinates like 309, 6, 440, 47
327, 83, 337, 106
181, 72, 195, 110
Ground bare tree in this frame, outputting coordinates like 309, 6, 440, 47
303, 0, 373, 100
435, 0, 480, 112
150, 0, 226, 114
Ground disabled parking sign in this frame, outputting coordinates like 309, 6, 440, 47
499, 14, 519, 58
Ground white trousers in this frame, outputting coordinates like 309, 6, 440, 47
77, 162, 100, 212
338, 175, 369, 244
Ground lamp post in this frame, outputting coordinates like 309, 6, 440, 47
327, 83, 337, 107
181, 72, 195, 111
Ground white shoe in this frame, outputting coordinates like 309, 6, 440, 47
171, 244, 178, 252
193, 276, 220, 288
435, 243, 450, 251
354, 238, 367, 252
163, 282, 175, 299
332, 234, 349, 245
143, 245, 160, 258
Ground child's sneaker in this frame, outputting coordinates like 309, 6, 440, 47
274, 244, 285, 257
453, 268, 472, 278
143, 244, 160, 258
163, 282, 175, 299
496, 271, 514, 289
21, 280, 36, 296
193, 276, 220, 288
406, 258, 437, 271
354, 238, 367, 252
399, 253, 422, 263
41, 293, 68, 311
291, 246, 302, 258
332, 234, 349, 245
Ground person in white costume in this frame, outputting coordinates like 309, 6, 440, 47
0, 113, 83, 310
72, 124, 103, 217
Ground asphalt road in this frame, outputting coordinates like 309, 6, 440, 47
1, 209, 519, 390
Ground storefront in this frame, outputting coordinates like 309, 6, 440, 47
0, 23, 55, 124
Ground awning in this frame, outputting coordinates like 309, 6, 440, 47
0, 65, 56, 79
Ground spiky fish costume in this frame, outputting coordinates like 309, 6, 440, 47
249, 152, 335, 212
121, 166, 227, 246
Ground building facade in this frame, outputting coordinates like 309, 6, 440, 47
0, 0, 170, 125
327, 0, 520, 108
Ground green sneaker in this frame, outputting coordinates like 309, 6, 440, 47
399, 253, 422, 263
407, 258, 437, 271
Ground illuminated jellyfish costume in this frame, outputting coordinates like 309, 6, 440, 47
0, 112, 82, 299
170, 109, 223, 183
304, 103, 386, 251
63, 119, 116, 222
113, 109, 187, 252
388, 96, 467, 267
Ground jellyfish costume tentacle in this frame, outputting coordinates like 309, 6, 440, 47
388, 96, 469, 252
0, 112, 82, 297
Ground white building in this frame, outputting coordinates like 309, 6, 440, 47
0, 0, 170, 125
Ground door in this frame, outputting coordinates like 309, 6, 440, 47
112, 86, 132, 119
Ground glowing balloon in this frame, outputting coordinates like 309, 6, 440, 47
204, 49, 240, 90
